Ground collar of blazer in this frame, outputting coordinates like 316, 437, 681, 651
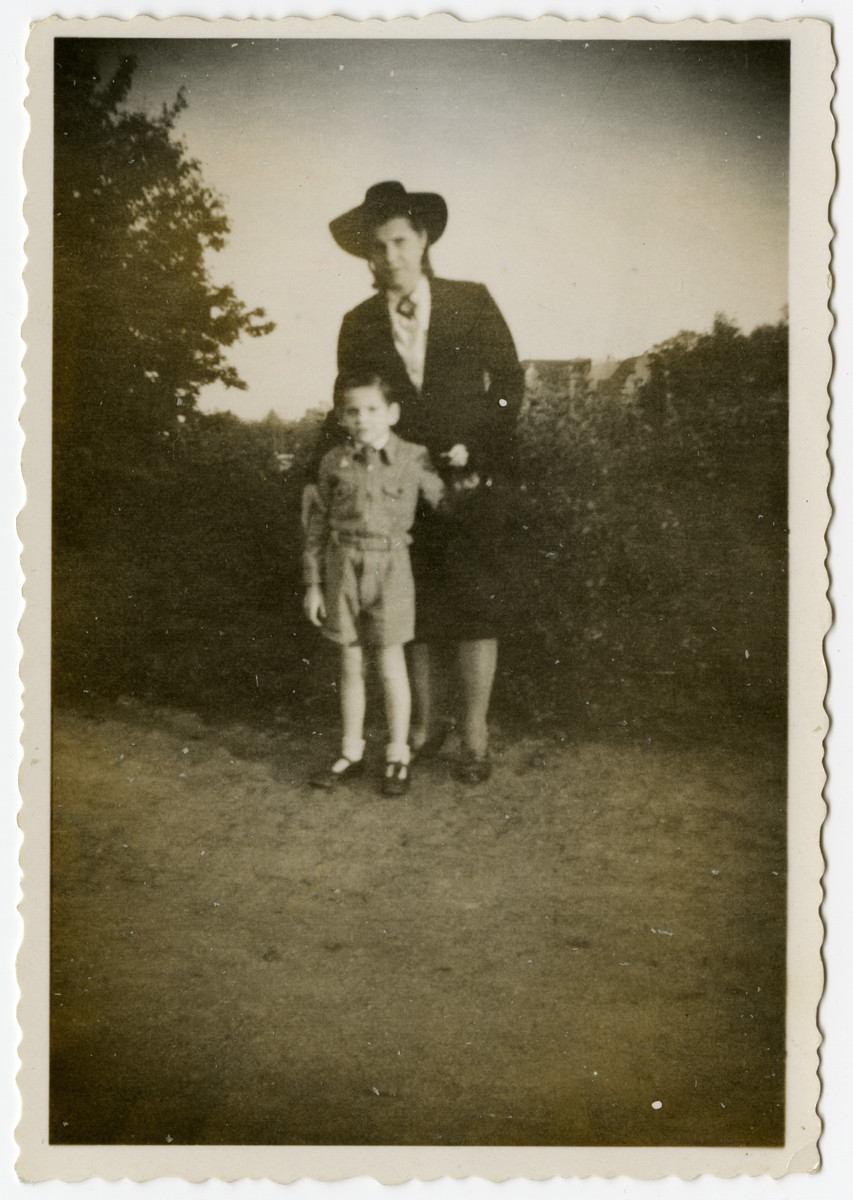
359, 278, 476, 394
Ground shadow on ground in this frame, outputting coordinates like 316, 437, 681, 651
50, 699, 785, 1146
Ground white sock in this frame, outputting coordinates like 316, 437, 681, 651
386, 742, 411, 765
341, 737, 366, 763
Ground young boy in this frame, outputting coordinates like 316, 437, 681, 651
303, 371, 443, 795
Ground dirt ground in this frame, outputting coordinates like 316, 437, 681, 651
49, 699, 786, 1147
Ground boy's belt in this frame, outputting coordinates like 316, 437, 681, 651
330, 530, 411, 551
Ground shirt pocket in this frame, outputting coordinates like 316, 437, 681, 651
381, 480, 413, 522
330, 473, 362, 520
381, 475, 407, 499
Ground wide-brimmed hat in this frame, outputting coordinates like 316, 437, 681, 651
329, 181, 448, 258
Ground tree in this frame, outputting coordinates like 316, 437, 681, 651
53, 41, 274, 507
643, 314, 787, 433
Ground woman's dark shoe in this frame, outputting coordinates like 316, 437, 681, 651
309, 756, 365, 789
382, 760, 411, 796
454, 752, 492, 784
410, 723, 458, 764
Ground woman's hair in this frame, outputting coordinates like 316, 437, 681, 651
333, 371, 395, 408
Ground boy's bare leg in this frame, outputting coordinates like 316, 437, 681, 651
457, 637, 497, 759
339, 643, 366, 761
378, 643, 411, 762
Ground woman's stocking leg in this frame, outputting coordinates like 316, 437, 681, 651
408, 642, 432, 752
457, 637, 497, 758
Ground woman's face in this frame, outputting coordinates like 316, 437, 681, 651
366, 216, 428, 297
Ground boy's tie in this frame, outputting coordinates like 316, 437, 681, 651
355, 444, 379, 466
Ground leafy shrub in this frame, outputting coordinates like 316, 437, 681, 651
53, 409, 329, 716
498, 316, 788, 730
54, 318, 787, 736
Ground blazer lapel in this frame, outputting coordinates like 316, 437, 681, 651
363, 294, 414, 398
422, 278, 453, 397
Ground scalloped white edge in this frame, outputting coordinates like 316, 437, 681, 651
16, 11, 833, 1183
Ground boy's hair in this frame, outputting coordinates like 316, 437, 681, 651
333, 371, 396, 408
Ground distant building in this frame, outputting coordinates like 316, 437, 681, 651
523, 359, 592, 399
591, 354, 651, 400
523, 354, 651, 403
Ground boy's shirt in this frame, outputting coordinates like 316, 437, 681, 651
303, 432, 444, 585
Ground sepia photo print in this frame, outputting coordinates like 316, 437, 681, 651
18, 15, 832, 1182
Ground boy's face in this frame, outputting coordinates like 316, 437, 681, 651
337, 386, 399, 447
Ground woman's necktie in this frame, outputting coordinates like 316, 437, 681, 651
394, 295, 424, 388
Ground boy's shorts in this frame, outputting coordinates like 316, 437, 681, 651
322, 541, 415, 647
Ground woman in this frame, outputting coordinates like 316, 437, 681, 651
323, 181, 524, 782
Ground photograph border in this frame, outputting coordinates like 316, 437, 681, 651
16, 10, 832, 1183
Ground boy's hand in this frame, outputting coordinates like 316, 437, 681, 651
304, 584, 326, 627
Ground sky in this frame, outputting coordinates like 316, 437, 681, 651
107, 35, 789, 421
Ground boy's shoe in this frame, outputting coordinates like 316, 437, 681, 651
454, 752, 492, 785
382, 760, 411, 797
309, 756, 365, 789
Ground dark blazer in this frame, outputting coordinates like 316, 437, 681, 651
318, 278, 525, 478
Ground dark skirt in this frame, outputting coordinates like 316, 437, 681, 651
409, 479, 510, 643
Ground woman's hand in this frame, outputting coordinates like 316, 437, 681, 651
442, 443, 470, 469
304, 584, 327, 627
